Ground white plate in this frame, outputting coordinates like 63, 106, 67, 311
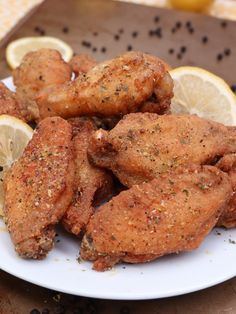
0, 77, 236, 300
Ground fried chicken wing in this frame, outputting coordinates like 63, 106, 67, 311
0, 82, 31, 121
69, 54, 97, 78
13, 48, 72, 120
62, 118, 113, 236
36, 51, 173, 119
216, 153, 236, 228
80, 166, 232, 271
3, 117, 74, 259
88, 113, 236, 187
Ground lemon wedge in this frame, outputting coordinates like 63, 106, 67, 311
170, 66, 236, 126
0, 115, 33, 216
6, 36, 73, 69
169, 0, 213, 12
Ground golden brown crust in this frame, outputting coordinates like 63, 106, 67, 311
88, 113, 236, 187
69, 54, 97, 77
3, 117, 75, 259
13, 48, 72, 120
80, 166, 232, 271
62, 117, 113, 236
0, 82, 31, 121
36, 51, 173, 119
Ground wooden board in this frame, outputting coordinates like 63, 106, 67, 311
0, 0, 235, 88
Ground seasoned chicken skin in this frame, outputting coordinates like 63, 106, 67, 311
216, 153, 236, 228
13, 49, 72, 120
80, 166, 232, 271
69, 54, 97, 78
3, 117, 74, 259
88, 113, 236, 187
0, 82, 31, 121
62, 118, 113, 236
36, 51, 173, 119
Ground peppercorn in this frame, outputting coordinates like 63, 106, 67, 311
217, 53, 223, 61
176, 21, 182, 29
101, 47, 107, 53
127, 45, 133, 51
154, 16, 160, 23
132, 31, 138, 38
202, 36, 208, 44
180, 46, 187, 53
224, 48, 231, 56
168, 48, 174, 54
62, 26, 69, 33
114, 34, 120, 40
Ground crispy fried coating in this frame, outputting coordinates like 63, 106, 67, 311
69, 54, 97, 78
80, 166, 232, 271
62, 118, 113, 236
36, 51, 173, 119
88, 113, 236, 187
0, 82, 31, 121
3, 117, 74, 259
216, 153, 236, 228
13, 48, 72, 120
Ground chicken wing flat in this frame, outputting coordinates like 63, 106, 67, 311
3, 117, 74, 259
69, 54, 97, 78
216, 153, 236, 228
80, 166, 232, 271
62, 118, 113, 236
0, 82, 31, 121
13, 48, 72, 120
88, 113, 236, 187
36, 51, 173, 119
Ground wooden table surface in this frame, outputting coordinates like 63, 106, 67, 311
0, 0, 236, 313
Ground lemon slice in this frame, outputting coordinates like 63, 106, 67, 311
0, 115, 33, 216
6, 36, 73, 69
170, 66, 236, 126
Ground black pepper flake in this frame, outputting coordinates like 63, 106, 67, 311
154, 15, 160, 23
114, 34, 120, 40
171, 27, 176, 34
62, 26, 69, 33
229, 239, 236, 244
0, 166, 3, 172
127, 45, 133, 51
120, 306, 130, 314
180, 46, 187, 53
101, 47, 107, 53
56, 239, 60, 243
119, 28, 124, 34
92, 47, 97, 52
231, 85, 236, 93
202, 36, 208, 44
155, 27, 162, 38
221, 21, 227, 28
30, 310, 40, 314
217, 53, 223, 61
168, 48, 174, 54
224, 48, 231, 56
40, 29, 45, 36
81, 40, 91, 48
93, 31, 98, 36
132, 31, 138, 38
